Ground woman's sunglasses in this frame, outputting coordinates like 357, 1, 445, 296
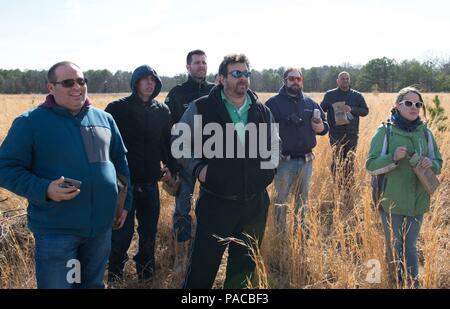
400, 100, 423, 109
52, 78, 88, 88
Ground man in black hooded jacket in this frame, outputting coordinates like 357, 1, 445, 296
105, 65, 175, 283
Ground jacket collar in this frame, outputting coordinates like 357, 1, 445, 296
208, 85, 260, 124
130, 92, 156, 106
337, 87, 351, 95
39, 94, 91, 117
279, 86, 304, 102
186, 75, 209, 89
210, 84, 259, 105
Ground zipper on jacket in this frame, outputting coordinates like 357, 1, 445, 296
72, 115, 96, 237
87, 124, 96, 236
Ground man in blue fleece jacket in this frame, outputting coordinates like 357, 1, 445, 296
0, 61, 132, 289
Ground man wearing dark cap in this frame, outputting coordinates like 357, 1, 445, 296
105, 65, 175, 284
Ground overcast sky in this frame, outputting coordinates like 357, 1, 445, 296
1, 0, 449, 76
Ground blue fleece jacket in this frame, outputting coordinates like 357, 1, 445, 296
0, 95, 132, 237
266, 87, 328, 156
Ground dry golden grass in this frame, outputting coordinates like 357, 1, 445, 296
0, 92, 448, 289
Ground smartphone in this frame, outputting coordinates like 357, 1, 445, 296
312, 109, 322, 123
60, 177, 82, 189
313, 109, 321, 119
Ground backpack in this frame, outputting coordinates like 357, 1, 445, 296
370, 122, 435, 207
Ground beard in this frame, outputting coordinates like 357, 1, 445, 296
191, 70, 206, 80
234, 80, 249, 96
286, 84, 302, 96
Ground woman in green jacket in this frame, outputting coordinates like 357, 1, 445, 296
366, 87, 443, 288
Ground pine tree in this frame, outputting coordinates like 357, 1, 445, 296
426, 95, 448, 132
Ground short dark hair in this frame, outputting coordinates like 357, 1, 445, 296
283, 67, 302, 80
218, 54, 250, 77
47, 61, 80, 83
186, 50, 206, 65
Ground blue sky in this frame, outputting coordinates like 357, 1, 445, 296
1, 0, 449, 76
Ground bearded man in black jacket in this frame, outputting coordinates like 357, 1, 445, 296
173, 54, 279, 288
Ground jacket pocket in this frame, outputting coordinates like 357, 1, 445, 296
80, 126, 112, 163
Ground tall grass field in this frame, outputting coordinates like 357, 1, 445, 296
0, 92, 448, 288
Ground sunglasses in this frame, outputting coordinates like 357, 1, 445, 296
400, 100, 423, 108
52, 78, 88, 88
228, 70, 251, 78
286, 76, 302, 82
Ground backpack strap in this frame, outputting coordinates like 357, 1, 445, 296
368, 122, 398, 176
423, 127, 436, 160
380, 122, 391, 155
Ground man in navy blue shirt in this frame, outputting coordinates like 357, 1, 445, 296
266, 68, 328, 234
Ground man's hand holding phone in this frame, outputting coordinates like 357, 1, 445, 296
47, 176, 81, 202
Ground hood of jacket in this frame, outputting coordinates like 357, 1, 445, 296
130, 65, 162, 100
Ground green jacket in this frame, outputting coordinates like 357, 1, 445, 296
366, 123, 443, 216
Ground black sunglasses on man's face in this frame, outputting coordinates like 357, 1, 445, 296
52, 78, 88, 88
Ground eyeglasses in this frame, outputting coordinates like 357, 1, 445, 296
228, 70, 252, 78
286, 76, 302, 82
52, 78, 88, 88
400, 100, 423, 109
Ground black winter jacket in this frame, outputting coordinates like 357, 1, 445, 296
165, 76, 215, 124
320, 87, 369, 136
175, 85, 279, 198
105, 94, 174, 183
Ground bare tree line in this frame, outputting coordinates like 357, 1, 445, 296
1, 57, 450, 94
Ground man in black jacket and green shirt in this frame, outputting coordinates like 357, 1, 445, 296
320, 71, 369, 184
105, 65, 175, 284
165, 50, 214, 244
172, 54, 279, 288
